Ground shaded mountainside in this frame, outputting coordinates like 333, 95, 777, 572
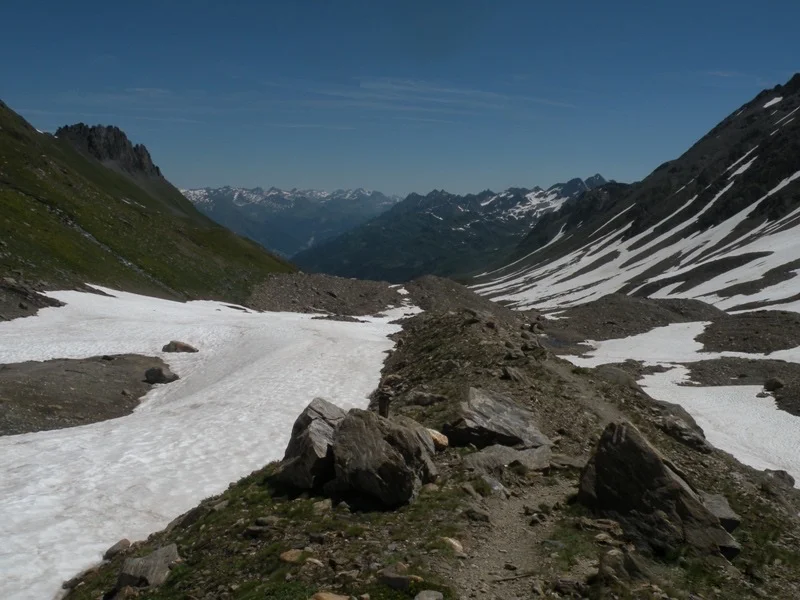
183, 187, 401, 257
475, 74, 800, 312
0, 103, 293, 303
293, 176, 606, 283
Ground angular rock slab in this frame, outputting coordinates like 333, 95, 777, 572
463, 444, 552, 475
275, 397, 347, 489
117, 544, 179, 588
700, 492, 741, 533
330, 409, 437, 508
443, 387, 551, 449
578, 421, 740, 559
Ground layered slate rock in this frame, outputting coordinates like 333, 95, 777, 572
329, 409, 437, 507
578, 422, 740, 559
443, 387, 551, 449
275, 398, 346, 489
463, 444, 552, 475
117, 544, 180, 588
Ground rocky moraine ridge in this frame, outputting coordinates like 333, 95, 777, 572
55, 274, 800, 600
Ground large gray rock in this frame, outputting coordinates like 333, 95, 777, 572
117, 544, 180, 588
442, 387, 551, 449
161, 341, 198, 353
330, 409, 437, 507
275, 398, 347, 489
578, 422, 740, 559
463, 444, 552, 475
700, 492, 741, 533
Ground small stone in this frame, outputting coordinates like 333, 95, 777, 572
313, 499, 332, 514
161, 341, 198, 353
427, 428, 449, 451
421, 483, 440, 493
465, 506, 491, 523
280, 549, 304, 564
415, 592, 444, 600
255, 515, 280, 527
441, 537, 464, 554
504, 563, 517, 571
103, 538, 131, 560
311, 593, 350, 600
334, 569, 360, 583
144, 367, 179, 384
305, 557, 325, 568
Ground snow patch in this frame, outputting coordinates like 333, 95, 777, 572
763, 97, 783, 108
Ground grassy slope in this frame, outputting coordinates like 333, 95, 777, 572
0, 102, 294, 303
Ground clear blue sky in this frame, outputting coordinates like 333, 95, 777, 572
2, 0, 798, 195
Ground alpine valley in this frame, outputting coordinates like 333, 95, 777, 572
4, 69, 800, 600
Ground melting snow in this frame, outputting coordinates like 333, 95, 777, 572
566, 322, 800, 485
0, 287, 412, 600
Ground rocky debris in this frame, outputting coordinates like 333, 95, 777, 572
117, 544, 180, 588
700, 492, 741, 532
765, 377, 786, 391
144, 366, 179, 384
247, 272, 407, 316
463, 444, 552, 475
0, 277, 64, 322
593, 547, 655, 586
656, 414, 711, 453
275, 398, 346, 489
442, 387, 551, 449
406, 389, 448, 407
161, 340, 198, 353
103, 539, 131, 560
329, 409, 437, 507
378, 563, 424, 590
698, 311, 800, 354
578, 422, 741, 559
0, 354, 167, 436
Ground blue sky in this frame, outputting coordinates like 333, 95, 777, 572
3, 0, 799, 195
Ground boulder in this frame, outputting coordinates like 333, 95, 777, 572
578, 422, 740, 559
764, 469, 795, 489
442, 387, 551, 449
501, 366, 531, 386
275, 398, 347, 489
144, 367, 179, 384
765, 377, 785, 392
700, 492, 741, 533
656, 415, 711, 453
161, 341, 198, 353
407, 390, 447, 407
103, 538, 131, 560
117, 544, 180, 588
329, 410, 437, 507
463, 444, 551, 475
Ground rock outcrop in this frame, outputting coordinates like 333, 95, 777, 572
578, 422, 740, 559
161, 341, 198, 353
117, 544, 180, 588
442, 387, 551, 448
144, 366, 179, 384
275, 398, 346, 489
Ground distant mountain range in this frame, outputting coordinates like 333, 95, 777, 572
292, 175, 607, 282
181, 187, 401, 257
473, 74, 800, 313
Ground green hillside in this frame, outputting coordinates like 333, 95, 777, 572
0, 102, 293, 303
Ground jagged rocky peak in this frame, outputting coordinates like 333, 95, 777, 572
55, 123, 163, 178
585, 173, 607, 188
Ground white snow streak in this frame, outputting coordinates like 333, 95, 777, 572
763, 96, 783, 108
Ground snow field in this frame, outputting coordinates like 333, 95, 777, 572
0, 287, 412, 600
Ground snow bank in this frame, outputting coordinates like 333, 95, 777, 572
0, 287, 413, 600
564, 321, 800, 487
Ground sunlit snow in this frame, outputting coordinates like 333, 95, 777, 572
763, 96, 783, 108
0, 287, 413, 600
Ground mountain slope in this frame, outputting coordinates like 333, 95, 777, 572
182, 186, 400, 257
0, 105, 293, 303
293, 175, 606, 283
474, 75, 800, 312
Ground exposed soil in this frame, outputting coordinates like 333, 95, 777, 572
697, 310, 800, 354
247, 272, 407, 316
0, 354, 169, 436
